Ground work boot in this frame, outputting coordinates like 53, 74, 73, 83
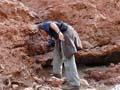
62, 85, 80, 90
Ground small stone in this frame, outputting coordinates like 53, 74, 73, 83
110, 63, 115, 67
47, 76, 64, 87
34, 85, 42, 90
0, 64, 5, 69
80, 79, 90, 87
112, 84, 120, 90
24, 87, 34, 90
12, 84, 19, 89
118, 63, 120, 65
0, 64, 5, 72
86, 88, 97, 90
39, 86, 51, 90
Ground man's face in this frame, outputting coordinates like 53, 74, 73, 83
40, 29, 48, 36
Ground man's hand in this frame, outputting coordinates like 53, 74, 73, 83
58, 32, 65, 41
50, 22, 65, 41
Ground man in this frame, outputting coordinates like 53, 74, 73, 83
36, 21, 82, 90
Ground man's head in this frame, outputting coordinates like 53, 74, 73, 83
37, 23, 48, 36
29, 23, 48, 36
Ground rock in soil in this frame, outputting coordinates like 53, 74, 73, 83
24, 87, 34, 90
47, 76, 64, 87
112, 85, 120, 90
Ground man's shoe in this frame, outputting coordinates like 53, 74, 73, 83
62, 85, 80, 90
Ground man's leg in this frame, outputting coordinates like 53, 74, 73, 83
53, 48, 63, 78
64, 55, 80, 86
60, 41, 80, 86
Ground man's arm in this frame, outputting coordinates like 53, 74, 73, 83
50, 22, 65, 41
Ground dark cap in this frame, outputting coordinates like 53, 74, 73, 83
38, 23, 44, 30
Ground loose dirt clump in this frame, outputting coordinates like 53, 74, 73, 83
85, 63, 120, 85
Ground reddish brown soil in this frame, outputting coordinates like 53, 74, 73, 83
0, 0, 120, 90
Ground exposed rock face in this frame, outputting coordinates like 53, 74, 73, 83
0, 0, 120, 89
0, 0, 34, 22
0, 0, 51, 75
0, 0, 120, 74
21, 0, 120, 64
0, 0, 36, 74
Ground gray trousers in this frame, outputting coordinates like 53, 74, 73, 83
53, 42, 80, 86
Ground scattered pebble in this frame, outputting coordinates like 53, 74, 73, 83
12, 84, 19, 90
112, 85, 120, 90
47, 76, 64, 87
24, 87, 34, 90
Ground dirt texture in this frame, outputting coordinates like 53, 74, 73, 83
0, 0, 120, 90
21, 0, 120, 65
85, 63, 120, 85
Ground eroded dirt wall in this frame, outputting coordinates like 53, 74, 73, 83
21, 0, 120, 64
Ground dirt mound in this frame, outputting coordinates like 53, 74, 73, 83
0, 0, 36, 74
0, 0, 53, 75
0, 0, 50, 89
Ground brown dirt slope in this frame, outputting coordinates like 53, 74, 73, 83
21, 0, 120, 64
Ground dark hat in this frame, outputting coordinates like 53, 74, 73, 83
36, 21, 51, 34
38, 23, 44, 30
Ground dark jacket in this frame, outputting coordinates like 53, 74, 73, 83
55, 25, 82, 58
38, 21, 82, 58
38, 21, 67, 39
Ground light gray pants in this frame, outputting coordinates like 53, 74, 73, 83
53, 43, 80, 86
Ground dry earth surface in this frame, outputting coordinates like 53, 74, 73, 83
0, 0, 120, 90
